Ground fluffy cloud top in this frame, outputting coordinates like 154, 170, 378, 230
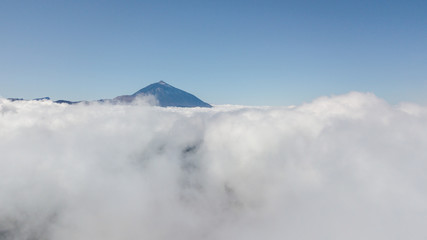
1, 92, 427, 240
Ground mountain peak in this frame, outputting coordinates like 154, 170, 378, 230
116, 81, 212, 108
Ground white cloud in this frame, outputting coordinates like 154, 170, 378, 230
1, 93, 427, 239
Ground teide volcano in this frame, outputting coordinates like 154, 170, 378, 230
114, 81, 212, 108
7, 81, 212, 108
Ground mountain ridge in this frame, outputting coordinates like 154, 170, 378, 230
6, 81, 212, 108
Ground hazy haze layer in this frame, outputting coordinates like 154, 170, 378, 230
1, 92, 427, 240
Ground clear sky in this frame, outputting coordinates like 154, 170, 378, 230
1, 0, 426, 105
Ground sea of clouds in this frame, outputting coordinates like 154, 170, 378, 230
1, 92, 427, 240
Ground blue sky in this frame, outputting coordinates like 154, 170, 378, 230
1, 0, 426, 105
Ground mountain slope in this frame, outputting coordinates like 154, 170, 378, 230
115, 81, 212, 108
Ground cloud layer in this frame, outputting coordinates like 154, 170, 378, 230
1, 92, 427, 240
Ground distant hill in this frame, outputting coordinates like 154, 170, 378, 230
114, 81, 212, 108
